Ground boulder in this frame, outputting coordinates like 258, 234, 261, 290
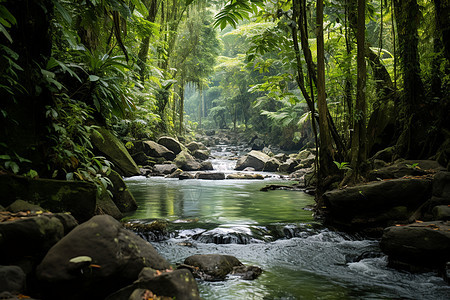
183, 254, 243, 281
96, 190, 123, 220
234, 151, 270, 171
368, 160, 445, 181
157, 137, 182, 155
433, 205, 450, 220
200, 161, 214, 170
105, 268, 200, 300
186, 141, 207, 152
6, 199, 43, 213
323, 178, 432, 232
227, 173, 264, 180
432, 171, 450, 198
192, 149, 210, 161
174, 151, 202, 171
298, 155, 315, 168
278, 158, 298, 173
263, 158, 281, 172
409, 196, 449, 222
296, 149, 312, 160
166, 168, 183, 179
182, 254, 262, 281
0, 215, 67, 265
195, 172, 225, 180
0, 266, 26, 294
153, 164, 178, 175
36, 215, 170, 300
106, 170, 138, 213
273, 153, 288, 163
0, 174, 96, 222
380, 221, 450, 271
91, 127, 140, 177
131, 152, 153, 166
143, 141, 176, 161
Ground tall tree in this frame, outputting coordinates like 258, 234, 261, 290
316, 0, 336, 187
347, 0, 367, 183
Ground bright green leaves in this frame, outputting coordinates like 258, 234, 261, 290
214, 0, 264, 30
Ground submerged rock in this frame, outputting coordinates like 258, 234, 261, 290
380, 221, 450, 272
153, 164, 178, 176
195, 172, 225, 180
181, 254, 262, 281
227, 173, 264, 180
36, 215, 170, 300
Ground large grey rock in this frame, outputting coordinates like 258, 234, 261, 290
0, 266, 25, 294
278, 158, 298, 173
91, 127, 140, 177
323, 178, 432, 232
96, 190, 123, 220
234, 151, 270, 171
37, 215, 170, 300
263, 158, 281, 172
368, 160, 445, 181
105, 268, 200, 300
200, 161, 214, 171
0, 174, 97, 222
183, 254, 243, 281
192, 149, 210, 161
106, 170, 137, 213
380, 221, 450, 271
157, 136, 182, 155
143, 141, 176, 161
0, 215, 67, 265
186, 141, 207, 152
174, 151, 202, 171
153, 164, 178, 175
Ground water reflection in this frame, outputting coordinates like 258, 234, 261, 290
124, 176, 314, 224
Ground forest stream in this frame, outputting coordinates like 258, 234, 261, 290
123, 144, 450, 300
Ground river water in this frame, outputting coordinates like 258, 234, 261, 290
123, 145, 450, 299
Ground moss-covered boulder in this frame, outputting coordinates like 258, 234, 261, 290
106, 170, 137, 213
91, 127, 140, 177
143, 140, 176, 161
0, 174, 97, 222
174, 151, 202, 171
96, 190, 123, 220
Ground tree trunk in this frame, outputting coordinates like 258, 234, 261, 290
137, 0, 159, 81
347, 0, 367, 183
179, 78, 185, 135
316, 0, 335, 182
393, 0, 426, 158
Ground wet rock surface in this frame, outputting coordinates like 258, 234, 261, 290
380, 221, 450, 272
36, 215, 170, 300
181, 254, 262, 281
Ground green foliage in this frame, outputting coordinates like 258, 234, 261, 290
334, 161, 352, 170
46, 98, 114, 195
405, 162, 420, 170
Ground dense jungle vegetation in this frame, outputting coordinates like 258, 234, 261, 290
1, 0, 449, 197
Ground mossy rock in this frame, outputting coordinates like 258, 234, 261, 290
0, 174, 97, 222
91, 127, 140, 177
107, 170, 138, 213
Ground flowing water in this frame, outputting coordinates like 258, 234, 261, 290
123, 145, 450, 300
